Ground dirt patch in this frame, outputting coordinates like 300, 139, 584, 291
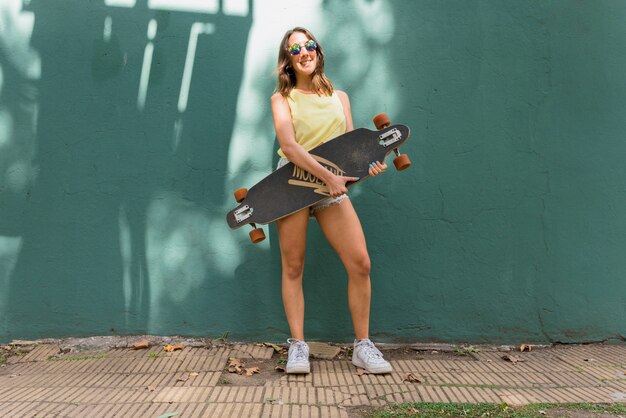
381, 346, 479, 362
347, 405, 379, 418
218, 357, 288, 386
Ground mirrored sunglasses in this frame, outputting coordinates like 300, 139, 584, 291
288, 39, 318, 56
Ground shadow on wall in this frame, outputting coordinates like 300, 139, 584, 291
0, 0, 40, 336
0, 0, 257, 339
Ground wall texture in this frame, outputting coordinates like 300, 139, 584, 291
1, 0, 625, 344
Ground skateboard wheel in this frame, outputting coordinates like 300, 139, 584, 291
373, 113, 391, 130
393, 154, 411, 171
234, 188, 248, 203
249, 228, 266, 244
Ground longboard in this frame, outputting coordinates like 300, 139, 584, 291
227, 114, 411, 243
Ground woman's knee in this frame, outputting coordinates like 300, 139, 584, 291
347, 252, 371, 277
282, 256, 305, 280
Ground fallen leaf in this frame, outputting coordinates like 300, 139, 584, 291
356, 368, 369, 376
132, 339, 150, 350
157, 413, 178, 418
228, 358, 244, 374
1, 345, 12, 351
177, 373, 189, 382
501, 354, 524, 364
147, 385, 157, 392
274, 364, 286, 372
519, 344, 531, 352
189, 372, 199, 377
229, 358, 242, 367
246, 367, 260, 376
539, 410, 547, 415
403, 373, 422, 383
163, 344, 184, 353
264, 342, 283, 353
583, 358, 595, 362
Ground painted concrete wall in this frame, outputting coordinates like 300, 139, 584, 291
1, 0, 625, 344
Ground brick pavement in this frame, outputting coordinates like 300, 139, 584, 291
0, 341, 625, 417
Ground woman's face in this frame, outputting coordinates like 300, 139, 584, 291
287, 31, 318, 79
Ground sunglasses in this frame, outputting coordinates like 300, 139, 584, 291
288, 39, 318, 56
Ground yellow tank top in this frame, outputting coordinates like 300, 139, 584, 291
277, 89, 347, 158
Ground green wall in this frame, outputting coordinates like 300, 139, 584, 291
1, 0, 625, 344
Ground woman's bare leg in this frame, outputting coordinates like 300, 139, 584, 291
314, 199, 371, 340
276, 208, 310, 340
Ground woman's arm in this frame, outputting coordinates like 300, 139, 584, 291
271, 93, 357, 197
336, 90, 354, 133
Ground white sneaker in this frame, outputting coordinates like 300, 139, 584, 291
352, 338, 392, 374
286, 338, 310, 374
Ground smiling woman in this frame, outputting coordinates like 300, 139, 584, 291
268, 27, 391, 376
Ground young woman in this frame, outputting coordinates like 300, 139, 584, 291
271, 27, 392, 374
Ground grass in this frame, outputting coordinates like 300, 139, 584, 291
0, 352, 6, 365
454, 345, 481, 356
367, 402, 626, 418
217, 376, 232, 385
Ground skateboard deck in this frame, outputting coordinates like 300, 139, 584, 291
226, 122, 410, 238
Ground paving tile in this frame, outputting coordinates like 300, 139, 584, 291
261, 404, 292, 418
12, 345, 59, 363
556, 345, 626, 368
205, 386, 266, 403
263, 386, 314, 405
231, 343, 276, 359
314, 387, 353, 405
425, 385, 452, 403
496, 388, 532, 406
152, 386, 213, 403
385, 388, 423, 403
308, 342, 342, 359
264, 370, 314, 387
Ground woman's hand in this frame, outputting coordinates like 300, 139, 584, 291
326, 173, 359, 198
368, 161, 387, 176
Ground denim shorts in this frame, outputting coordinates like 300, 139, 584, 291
277, 158, 348, 216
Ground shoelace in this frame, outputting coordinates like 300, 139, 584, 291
287, 339, 308, 361
357, 340, 383, 359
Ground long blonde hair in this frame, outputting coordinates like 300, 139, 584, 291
275, 27, 334, 97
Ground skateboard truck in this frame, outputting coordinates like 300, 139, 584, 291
234, 205, 253, 223
234, 206, 266, 243
378, 128, 402, 147
232, 188, 267, 243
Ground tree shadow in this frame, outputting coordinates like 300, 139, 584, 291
2, 0, 254, 339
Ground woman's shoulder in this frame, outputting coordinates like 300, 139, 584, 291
334, 90, 350, 105
271, 92, 290, 106
271, 91, 285, 100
